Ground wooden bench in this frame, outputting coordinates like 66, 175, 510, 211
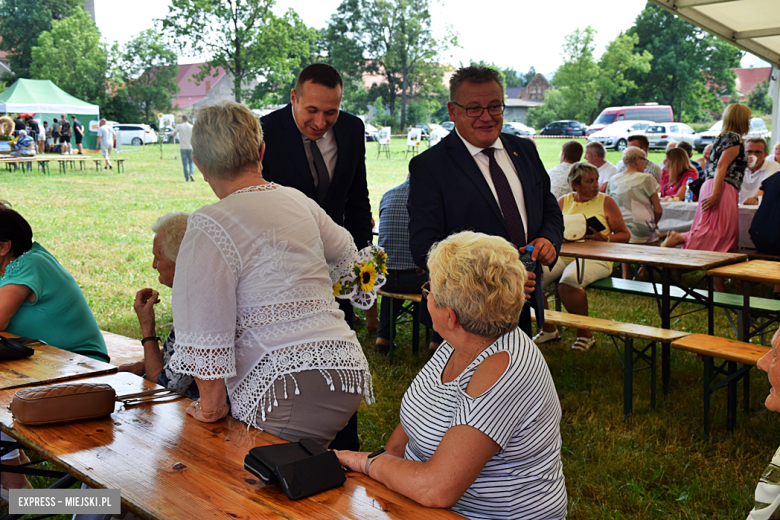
92, 157, 126, 173
377, 290, 425, 363
101, 330, 144, 366
535, 310, 690, 418
0, 156, 52, 174
671, 334, 769, 435
588, 277, 780, 343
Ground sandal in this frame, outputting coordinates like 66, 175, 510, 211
533, 329, 560, 345
571, 336, 596, 352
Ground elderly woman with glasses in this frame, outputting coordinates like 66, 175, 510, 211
534, 162, 630, 351
336, 231, 567, 520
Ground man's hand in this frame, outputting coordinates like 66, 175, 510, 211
133, 288, 160, 332
743, 196, 759, 206
528, 237, 556, 266
118, 361, 145, 377
524, 270, 536, 298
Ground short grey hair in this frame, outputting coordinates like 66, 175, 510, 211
567, 161, 599, 188
665, 141, 678, 152
151, 212, 190, 262
18, 130, 26, 136
622, 146, 647, 168
585, 141, 606, 159
99, 118, 106, 125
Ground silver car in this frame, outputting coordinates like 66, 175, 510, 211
694, 118, 769, 152
644, 123, 697, 150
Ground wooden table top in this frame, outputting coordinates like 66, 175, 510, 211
559, 241, 747, 270
707, 260, 780, 284
0, 333, 117, 390
0, 372, 459, 520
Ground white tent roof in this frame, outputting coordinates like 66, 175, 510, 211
649, 0, 779, 141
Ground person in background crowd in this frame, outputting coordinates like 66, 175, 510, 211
43, 121, 51, 153
9, 130, 35, 157
408, 65, 564, 341
34, 118, 45, 153
698, 143, 713, 173
616, 135, 663, 184
767, 141, 780, 163
71, 115, 84, 155
58, 114, 71, 155
741, 137, 778, 205
748, 172, 780, 300
51, 117, 59, 152
260, 63, 373, 452
336, 232, 567, 520
172, 115, 195, 182
375, 174, 443, 356
659, 141, 678, 172
663, 103, 750, 292
95, 118, 115, 170
535, 162, 630, 350
660, 148, 699, 201
585, 141, 617, 192
547, 140, 583, 199
118, 212, 199, 400
677, 141, 704, 178
13, 115, 24, 135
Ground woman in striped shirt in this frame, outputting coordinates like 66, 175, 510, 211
337, 231, 567, 519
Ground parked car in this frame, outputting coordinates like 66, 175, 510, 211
539, 120, 588, 136
365, 123, 379, 142
113, 123, 158, 146
501, 122, 535, 136
414, 124, 430, 140
440, 121, 454, 132
587, 120, 654, 151
694, 118, 770, 152
586, 104, 674, 135
643, 123, 698, 150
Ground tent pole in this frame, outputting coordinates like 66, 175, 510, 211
770, 66, 779, 150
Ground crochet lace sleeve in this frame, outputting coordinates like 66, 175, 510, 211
169, 215, 238, 380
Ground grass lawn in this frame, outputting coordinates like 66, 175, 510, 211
1, 138, 777, 519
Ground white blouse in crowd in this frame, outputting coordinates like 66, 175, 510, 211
169, 183, 373, 428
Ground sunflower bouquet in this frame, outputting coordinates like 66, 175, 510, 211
333, 245, 388, 309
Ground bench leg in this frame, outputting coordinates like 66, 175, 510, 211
624, 338, 633, 418
727, 361, 738, 432
411, 302, 419, 355
744, 367, 751, 412
388, 297, 395, 365
650, 342, 657, 411
703, 356, 713, 437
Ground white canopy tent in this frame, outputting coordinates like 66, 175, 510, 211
650, 0, 780, 143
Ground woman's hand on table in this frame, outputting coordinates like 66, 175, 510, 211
186, 400, 228, 423
584, 227, 608, 241
133, 288, 160, 330
334, 450, 369, 474
743, 196, 759, 206
118, 360, 145, 376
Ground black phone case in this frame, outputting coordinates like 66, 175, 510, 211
0, 335, 35, 361
585, 216, 606, 233
243, 439, 327, 485
276, 451, 346, 500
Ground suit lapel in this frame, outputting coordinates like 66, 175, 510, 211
278, 104, 317, 195
445, 132, 505, 226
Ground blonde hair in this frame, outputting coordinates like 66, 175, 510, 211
721, 103, 751, 137
151, 212, 190, 262
427, 231, 527, 337
191, 101, 263, 179
567, 161, 599, 188
665, 148, 694, 185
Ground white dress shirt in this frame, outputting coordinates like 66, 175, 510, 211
292, 105, 338, 187
456, 129, 528, 242
741, 159, 779, 202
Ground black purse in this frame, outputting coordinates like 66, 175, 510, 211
688, 177, 706, 198
243, 438, 346, 500
0, 335, 35, 361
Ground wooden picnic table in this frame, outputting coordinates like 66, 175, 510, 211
558, 241, 747, 390
0, 371, 459, 520
708, 260, 780, 343
0, 332, 117, 390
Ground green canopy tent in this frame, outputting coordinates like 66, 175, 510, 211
0, 79, 100, 150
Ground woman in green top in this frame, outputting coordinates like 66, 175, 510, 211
0, 207, 108, 362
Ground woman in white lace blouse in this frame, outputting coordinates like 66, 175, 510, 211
169, 101, 373, 447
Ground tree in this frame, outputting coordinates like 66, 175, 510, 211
747, 80, 773, 116
326, 0, 456, 128
0, 0, 81, 79
501, 67, 523, 88
624, 4, 742, 121
30, 8, 108, 105
521, 66, 536, 87
116, 30, 179, 120
160, 0, 314, 104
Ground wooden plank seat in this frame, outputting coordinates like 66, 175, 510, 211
670, 334, 769, 435
588, 277, 780, 343
377, 290, 424, 364
101, 330, 144, 367
534, 310, 689, 418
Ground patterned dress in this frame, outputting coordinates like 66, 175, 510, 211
607, 171, 660, 243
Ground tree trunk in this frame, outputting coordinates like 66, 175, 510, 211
400, 69, 408, 129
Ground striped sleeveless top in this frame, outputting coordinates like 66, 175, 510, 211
399, 329, 567, 519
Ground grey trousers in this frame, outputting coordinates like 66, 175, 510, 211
256, 369, 365, 448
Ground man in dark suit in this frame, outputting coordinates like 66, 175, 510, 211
408, 66, 564, 337
260, 63, 372, 452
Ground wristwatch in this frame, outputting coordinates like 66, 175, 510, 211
365, 447, 386, 476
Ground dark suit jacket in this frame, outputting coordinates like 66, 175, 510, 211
408, 131, 564, 329
260, 104, 373, 248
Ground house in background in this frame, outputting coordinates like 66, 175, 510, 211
503, 74, 549, 124
172, 62, 257, 113
707, 66, 772, 103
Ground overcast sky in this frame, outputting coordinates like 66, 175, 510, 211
95, 0, 769, 74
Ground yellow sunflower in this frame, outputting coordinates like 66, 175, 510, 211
358, 262, 378, 292
332, 281, 343, 297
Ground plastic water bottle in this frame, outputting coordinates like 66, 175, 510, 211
519, 245, 536, 272
684, 178, 693, 203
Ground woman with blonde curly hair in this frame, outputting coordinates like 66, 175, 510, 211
336, 231, 566, 520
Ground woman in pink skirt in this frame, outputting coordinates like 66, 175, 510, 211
663, 103, 750, 291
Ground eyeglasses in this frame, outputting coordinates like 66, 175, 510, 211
421, 282, 431, 299
452, 102, 505, 118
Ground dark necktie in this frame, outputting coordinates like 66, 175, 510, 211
310, 139, 330, 203
482, 147, 526, 249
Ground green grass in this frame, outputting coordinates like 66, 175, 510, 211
0, 140, 775, 520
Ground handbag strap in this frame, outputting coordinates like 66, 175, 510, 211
116, 388, 183, 407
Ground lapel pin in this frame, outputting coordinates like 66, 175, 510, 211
513, 151, 518, 156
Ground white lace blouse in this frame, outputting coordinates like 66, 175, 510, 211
169, 183, 373, 428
